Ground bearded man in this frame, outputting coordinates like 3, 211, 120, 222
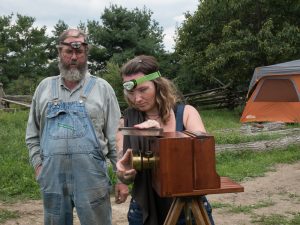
26, 29, 122, 225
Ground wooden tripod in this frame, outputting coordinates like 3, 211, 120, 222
164, 197, 212, 225
163, 177, 244, 225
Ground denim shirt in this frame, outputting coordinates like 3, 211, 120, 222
25, 74, 121, 171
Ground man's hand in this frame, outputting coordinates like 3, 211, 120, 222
115, 182, 129, 204
116, 149, 136, 185
35, 164, 42, 178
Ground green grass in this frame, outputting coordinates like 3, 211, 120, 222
210, 202, 232, 209
213, 130, 285, 144
252, 213, 300, 225
0, 111, 40, 201
200, 108, 242, 132
0, 209, 20, 223
200, 108, 300, 144
211, 199, 300, 224
228, 199, 275, 214
108, 163, 118, 186
0, 109, 299, 202
216, 145, 300, 181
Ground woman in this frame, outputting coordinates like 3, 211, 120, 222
115, 55, 214, 225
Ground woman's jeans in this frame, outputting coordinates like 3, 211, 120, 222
128, 196, 215, 225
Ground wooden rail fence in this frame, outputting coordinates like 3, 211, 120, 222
183, 86, 247, 110
0, 83, 32, 109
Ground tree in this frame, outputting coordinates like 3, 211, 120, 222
87, 4, 165, 74
0, 14, 49, 94
0, 7, 172, 94
0, 14, 12, 86
100, 62, 126, 109
175, 0, 300, 93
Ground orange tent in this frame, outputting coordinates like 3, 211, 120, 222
240, 60, 300, 123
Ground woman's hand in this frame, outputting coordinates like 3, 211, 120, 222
134, 119, 160, 129
116, 149, 137, 185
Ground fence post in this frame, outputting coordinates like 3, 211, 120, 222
0, 83, 4, 108
0, 83, 4, 97
0, 83, 9, 108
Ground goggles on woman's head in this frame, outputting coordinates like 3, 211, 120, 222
123, 71, 161, 91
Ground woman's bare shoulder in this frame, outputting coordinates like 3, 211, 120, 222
184, 104, 199, 114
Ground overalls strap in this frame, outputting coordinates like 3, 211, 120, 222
51, 77, 59, 101
175, 103, 185, 131
81, 76, 97, 100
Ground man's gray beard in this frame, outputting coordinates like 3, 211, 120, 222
59, 62, 88, 82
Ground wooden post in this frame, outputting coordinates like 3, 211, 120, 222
0, 83, 4, 98
0, 83, 9, 108
0, 83, 5, 108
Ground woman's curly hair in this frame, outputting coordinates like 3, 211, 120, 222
120, 55, 182, 124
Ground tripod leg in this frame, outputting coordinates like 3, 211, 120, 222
197, 198, 211, 225
164, 198, 185, 225
190, 198, 212, 225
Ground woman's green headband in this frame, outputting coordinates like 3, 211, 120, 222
123, 71, 161, 91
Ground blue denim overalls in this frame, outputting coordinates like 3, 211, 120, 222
37, 77, 111, 225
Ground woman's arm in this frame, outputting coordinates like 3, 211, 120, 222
183, 105, 206, 132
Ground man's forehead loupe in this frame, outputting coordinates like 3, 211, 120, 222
60, 41, 88, 49
123, 71, 161, 91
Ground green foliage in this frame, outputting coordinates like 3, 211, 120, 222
87, 4, 165, 72
254, 214, 289, 225
200, 108, 242, 132
0, 209, 20, 223
2, 1, 300, 98
0, 14, 49, 94
0, 7, 170, 94
290, 213, 300, 225
252, 213, 300, 225
257, 19, 300, 63
216, 145, 300, 181
200, 108, 300, 144
175, 0, 300, 93
99, 61, 126, 109
52, 20, 69, 37
0, 109, 299, 202
107, 162, 117, 186
228, 199, 275, 214
100, 62, 122, 95
0, 111, 40, 201
5, 75, 39, 95
214, 130, 284, 144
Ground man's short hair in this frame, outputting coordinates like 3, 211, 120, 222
57, 29, 88, 51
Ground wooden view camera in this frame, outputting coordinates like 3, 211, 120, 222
151, 131, 220, 197
120, 128, 244, 225
120, 128, 221, 197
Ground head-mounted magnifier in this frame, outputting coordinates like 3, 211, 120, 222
123, 71, 161, 91
60, 41, 88, 49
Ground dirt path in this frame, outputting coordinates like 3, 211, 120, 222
1, 161, 300, 225
209, 161, 300, 224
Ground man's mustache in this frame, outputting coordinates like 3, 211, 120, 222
70, 60, 77, 65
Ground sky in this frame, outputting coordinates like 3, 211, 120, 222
0, 0, 199, 52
